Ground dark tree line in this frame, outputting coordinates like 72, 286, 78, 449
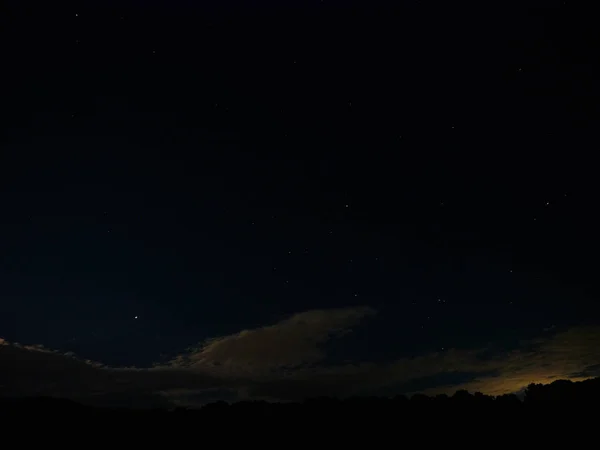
1, 377, 598, 440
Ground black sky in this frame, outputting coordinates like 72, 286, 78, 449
1, 1, 599, 406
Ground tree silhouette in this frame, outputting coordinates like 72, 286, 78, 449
2, 376, 599, 436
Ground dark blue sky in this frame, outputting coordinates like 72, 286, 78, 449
1, 1, 599, 406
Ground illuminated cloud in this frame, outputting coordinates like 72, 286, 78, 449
193, 324, 600, 401
167, 307, 377, 377
416, 326, 600, 396
0, 337, 234, 406
0, 307, 376, 406
1, 315, 600, 408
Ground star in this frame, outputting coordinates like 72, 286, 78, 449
134, 316, 138, 319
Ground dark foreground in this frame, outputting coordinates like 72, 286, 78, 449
1, 377, 598, 440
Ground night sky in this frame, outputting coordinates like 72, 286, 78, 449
2, 1, 600, 407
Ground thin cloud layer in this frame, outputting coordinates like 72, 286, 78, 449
0, 307, 376, 406
2, 311, 600, 408
417, 325, 600, 397
167, 307, 377, 376
0, 338, 239, 407
231, 326, 600, 401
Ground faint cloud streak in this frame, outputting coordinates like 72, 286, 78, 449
2, 316, 600, 407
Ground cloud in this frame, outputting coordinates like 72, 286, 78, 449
0, 337, 242, 407
421, 325, 600, 396
2, 311, 600, 408
0, 339, 107, 397
0, 307, 375, 407
188, 324, 600, 402
167, 306, 376, 377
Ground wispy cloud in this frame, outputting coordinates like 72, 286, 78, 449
416, 325, 600, 396
2, 311, 600, 408
167, 307, 376, 376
